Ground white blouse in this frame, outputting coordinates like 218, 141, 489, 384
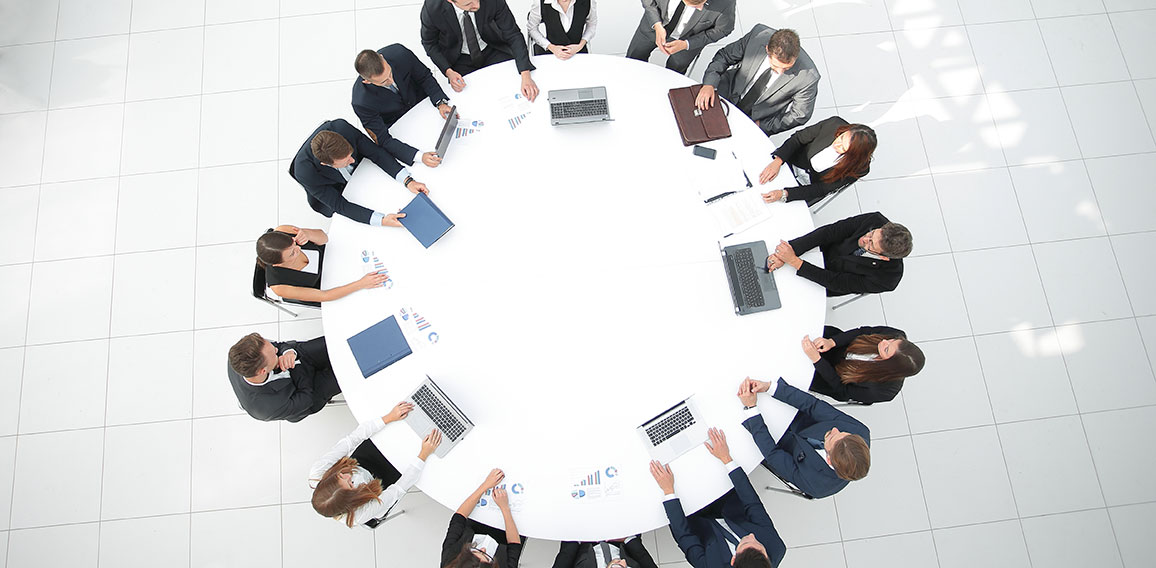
810, 145, 843, 173
527, 0, 598, 49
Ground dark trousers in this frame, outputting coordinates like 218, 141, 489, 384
625, 27, 703, 75
451, 46, 515, 76
293, 336, 343, 415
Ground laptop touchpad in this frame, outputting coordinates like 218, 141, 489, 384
669, 436, 691, 455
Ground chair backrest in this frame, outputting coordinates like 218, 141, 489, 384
765, 464, 814, 500
252, 262, 269, 301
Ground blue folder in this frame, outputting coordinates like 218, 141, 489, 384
346, 315, 412, 378
399, 192, 454, 248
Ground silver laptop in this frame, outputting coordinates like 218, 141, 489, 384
637, 397, 709, 463
549, 87, 612, 126
434, 105, 458, 159
405, 376, 474, 458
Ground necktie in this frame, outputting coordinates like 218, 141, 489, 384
462, 12, 483, 65
737, 67, 774, 115
806, 437, 825, 451
338, 164, 354, 182
387, 83, 399, 95
663, 1, 685, 39
853, 247, 867, 256
599, 542, 615, 566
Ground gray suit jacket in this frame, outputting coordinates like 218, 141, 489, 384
703, 24, 820, 135
637, 0, 735, 52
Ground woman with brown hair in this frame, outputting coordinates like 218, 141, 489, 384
758, 116, 878, 205
441, 468, 524, 568
309, 401, 442, 528
800, 325, 925, 405
256, 225, 389, 307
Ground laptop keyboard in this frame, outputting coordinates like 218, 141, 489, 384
646, 406, 696, 446
551, 99, 609, 119
412, 385, 466, 441
731, 247, 766, 307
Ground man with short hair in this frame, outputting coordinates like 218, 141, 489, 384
551, 536, 659, 568
768, 211, 911, 297
290, 118, 430, 227
650, 428, 787, 568
626, 0, 736, 76
420, 0, 539, 101
352, 45, 453, 167
738, 377, 870, 499
697, 25, 820, 136
227, 333, 341, 422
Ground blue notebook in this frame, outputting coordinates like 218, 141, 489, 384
399, 192, 454, 248
346, 316, 412, 378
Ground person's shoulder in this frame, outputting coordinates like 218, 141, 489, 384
380, 43, 416, 60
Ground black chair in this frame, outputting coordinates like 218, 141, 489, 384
251, 263, 320, 317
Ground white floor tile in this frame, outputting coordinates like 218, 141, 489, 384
194, 243, 280, 330
98, 514, 191, 568
33, 177, 119, 261
1057, 319, 1156, 412
1009, 160, 1107, 242
820, 33, 909, 107
813, 0, 892, 35
202, 19, 279, 93
0, 112, 46, 188
1103, 0, 1155, 9
1137, 316, 1156, 378
856, 176, 949, 256
1021, 509, 1123, 568
915, 95, 1006, 173
204, 0, 279, 25
1111, 232, 1156, 316
1040, 14, 1129, 86
735, 1, 820, 39
955, 246, 1053, 334
282, 0, 354, 17
879, 254, 972, 341
0, 185, 39, 265
371, 490, 451, 568
111, 248, 196, 336
1062, 82, 1156, 158
895, 26, 983, 99
1031, 0, 1111, 17
0, 0, 60, 47
280, 12, 356, 86
48, 36, 128, 109
810, 184, 863, 229
190, 506, 281, 568
747, 468, 841, 547
1085, 153, 1156, 234
887, 0, 965, 29
999, 415, 1105, 516
826, 293, 886, 334
843, 531, 938, 568
0, 348, 22, 436
279, 404, 358, 503
55, 0, 131, 40
102, 421, 192, 519
778, 543, 846, 568
191, 414, 281, 510
933, 520, 1031, 568
913, 426, 1018, 528
278, 162, 332, 233
41, 104, 124, 184
1083, 406, 1156, 506
130, 0, 205, 32
18, 339, 108, 433
0, 437, 15, 530
10, 429, 104, 529
1109, 503, 1156, 568
106, 332, 194, 425
6, 523, 99, 568
837, 392, 911, 439
282, 502, 375, 568
126, 29, 204, 101
935, 168, 1028, 250
25, 256, 114, 345
990, 88, 1082, 166
197, 162, 279, 245
1136, 79, 1156, 138
0, 264, 32, 349
837, 101, 931, 179
1038, 237, 1131, 324
1110, 10, 1156, 79
191, 323, 277, 418
198, 88, 279, 167
115, 170, 199, 253
968, 20, 1058, 92
975, 328, 1080, 422
278, 81, 360, 160
834, 437, 930, 540
956, 0, 1035, 23
904, 338, 996, 432
0, 43, 53, 113
799, 39, 838, 112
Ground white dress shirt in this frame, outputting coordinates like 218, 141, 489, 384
666, 0, 697, 39
245, 349, 297, 387
527, 0, 598, 49
740, 56, 780, 101
452, 3, 488, 55
300, 249, 320, 275
809, 145, 842, 173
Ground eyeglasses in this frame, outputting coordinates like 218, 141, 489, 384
470, 547, 493, 563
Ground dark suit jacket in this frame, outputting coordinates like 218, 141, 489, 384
743, 378, 870, 499
774, 116, 868, 203
441, 513, 523, 568
352, 44, 449, 165
225, 337, 340, 423
810, 325, 906, 404
788, 211, 903, 297
663, 467, 786, 568
420, 0, 535, 75
552, 538, 658, 568
289, 119, 405, 225
636, 0, 736, 52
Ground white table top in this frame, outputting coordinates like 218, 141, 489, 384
320, 54, 826, 541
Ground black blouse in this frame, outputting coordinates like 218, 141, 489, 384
809, 325, 906, 405
265, 241, 325, 307
441, 513, 522, 568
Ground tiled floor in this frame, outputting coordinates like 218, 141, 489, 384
1, 0, 1154, 566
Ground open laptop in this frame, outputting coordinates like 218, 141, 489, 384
549, 87, 612, 126
637, 397, 709, 463
405, 376, 474, 458
434, 105, 458, 159
721, 241, 781, 315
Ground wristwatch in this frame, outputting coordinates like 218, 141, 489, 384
743, 404, 758, 410
434, 98, 450, 107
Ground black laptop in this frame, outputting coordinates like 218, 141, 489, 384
721, 241, 781, 315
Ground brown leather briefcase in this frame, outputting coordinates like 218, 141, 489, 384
668, 84, 732, 146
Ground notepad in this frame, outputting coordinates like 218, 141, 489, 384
399, 192, 454, 248
346, 316, 412, 378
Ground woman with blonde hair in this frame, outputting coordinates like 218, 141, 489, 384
800, 325, 925, 405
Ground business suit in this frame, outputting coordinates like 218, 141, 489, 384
420, 0, 535, 77
226, 336, 341, 423
773, 117, 866, 203
441, 513, 524, 568
742, 378, 870, 499
351, 44, 449, 165
552, 538, 658, 568
289, 119, 405, 225
626, 0, 736, 75
703, 24, 820, 136
663, 466, 786, 568
811, 325, 906, 405
787, 211, 904, 297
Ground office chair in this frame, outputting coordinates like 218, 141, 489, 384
364, 502, 407, 529
762, 466, 814, 500
251, 263, 320, 317
809, 183, 853, 213
830, 293, 867, 310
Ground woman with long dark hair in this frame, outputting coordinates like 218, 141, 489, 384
800, 326, 925, 404
441, 469, 524, 568
255, 225, 387, 307
526, 0, 597, 58
759, 116, 877, 205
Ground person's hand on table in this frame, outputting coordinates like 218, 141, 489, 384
381, 212, 406, 227
358, 271, 390, 290
814, 337, 835, 353
277, 350, 297, 371
737, 376, 758, 407
438, 103, 454, 119
649, 460, 675, 494
483, 468, 506, 489
761, 189, 784, 203
405, 179, 429, 195
759, 157, 783, 184
547, 44, 572, 60
492, 486, 510, 510
520, 72, 539, 102
695, 84, 716, 111
663, 39, 688, 55
564, 42, 585, 56
704, 427, 732, 463
383, 401, 414, 423
774, 240, 800, 268
766, 254, 785, 272
446, 69, 467, 92
418, 429, 442, 461
801, 335, 822, 363
421, 152, 442, 168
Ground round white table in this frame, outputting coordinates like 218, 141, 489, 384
321, 54, 825, 541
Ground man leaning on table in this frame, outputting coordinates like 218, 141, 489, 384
650, 428, 786, 568
420, 0, 540, 101
626, 0, 736, 76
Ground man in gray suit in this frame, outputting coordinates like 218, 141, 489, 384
625, 0, 735, 75
697, 25, 820, 136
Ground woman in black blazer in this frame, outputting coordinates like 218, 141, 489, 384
255, 225, 387, 306
442, 468, 524, 568
800, 325, 925, 404
526, 0, 596, 58
759, 116, 877, 205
